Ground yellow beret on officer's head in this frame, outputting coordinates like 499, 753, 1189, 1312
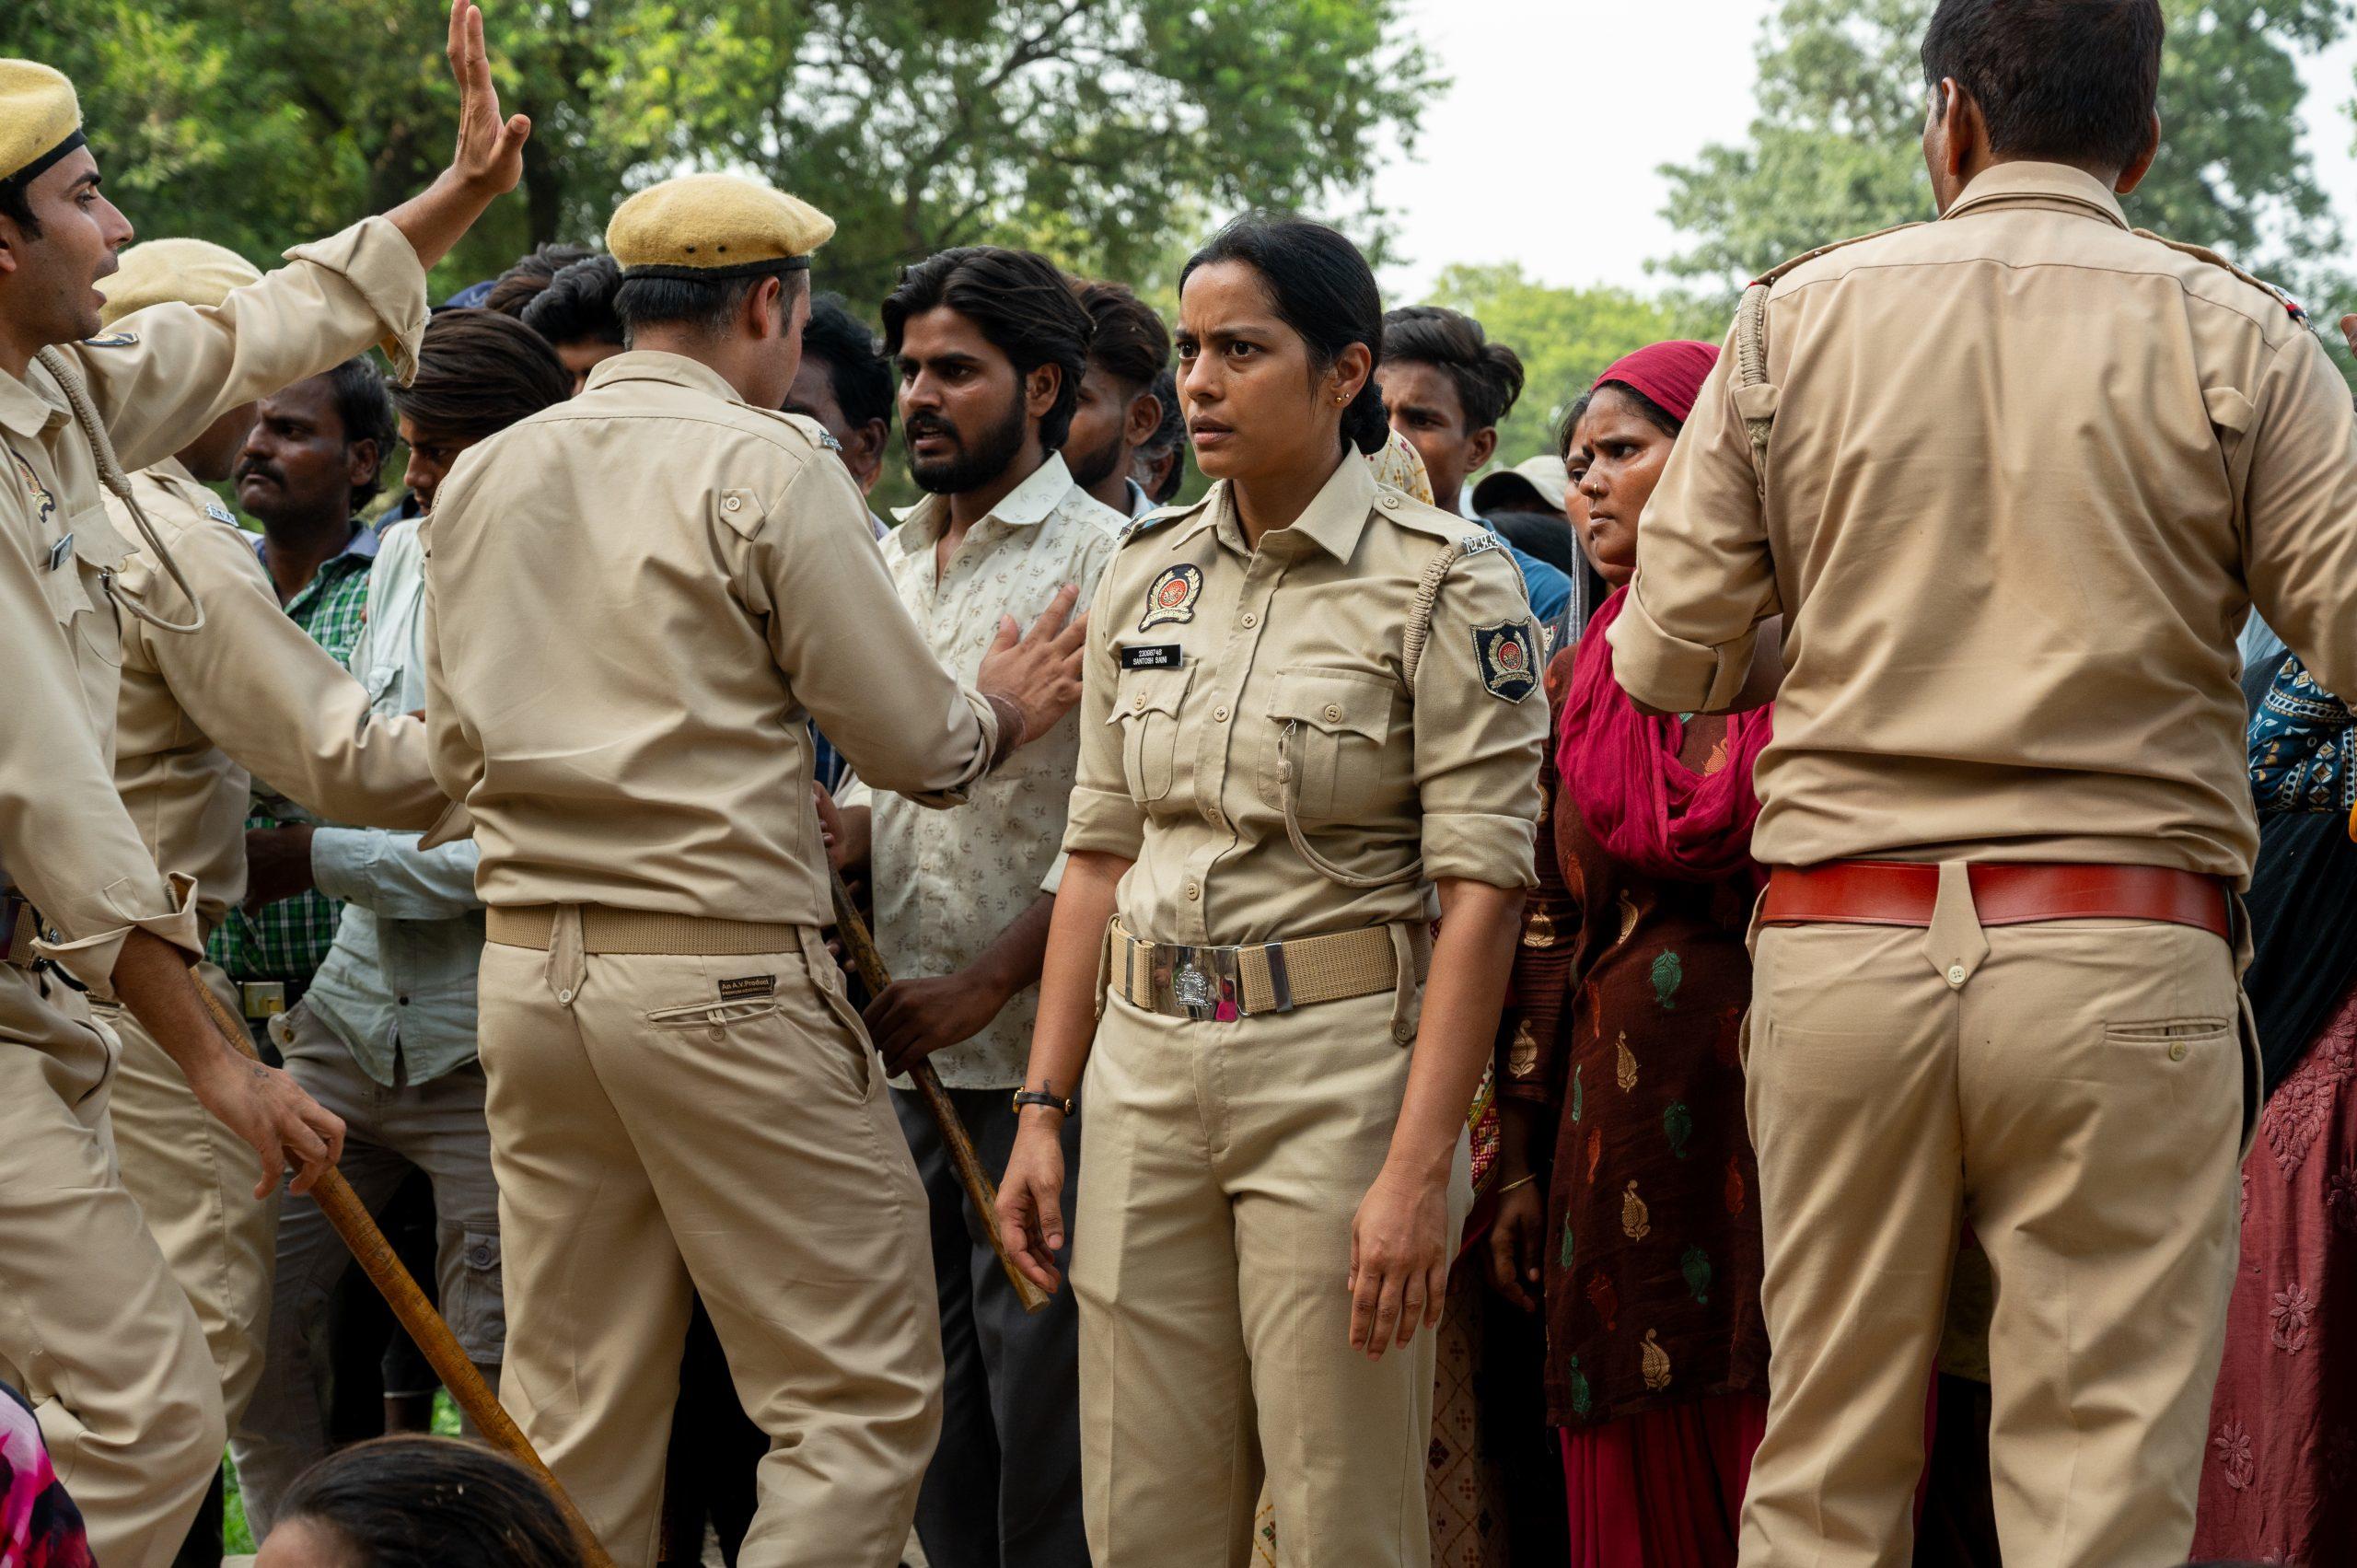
606, 174, 835, 283
97, 238, 262, 328
0, 60, 85, 190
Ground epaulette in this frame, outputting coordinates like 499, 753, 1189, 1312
1749, 222, 1928, 290
2131, 229, 2308, 324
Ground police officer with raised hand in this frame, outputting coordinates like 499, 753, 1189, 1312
995, 213, 1548, 1568
422, 172, 1087, 1568
1606, 2, 2357, 1562
0, 4, 524, 1560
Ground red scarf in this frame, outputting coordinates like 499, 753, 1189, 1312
1557, 587, 1772, 885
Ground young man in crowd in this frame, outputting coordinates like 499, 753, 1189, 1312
520, 251, 625, 394
1062, 278, 1169, 518
482, 239, 589, 317
784, 291, 895, 530
1131, 366, 1186, 506
205, 360, 401, 1042
232, 309, 573, 1535
832, 244, 1125, 1568
1376, 304, 1571, 621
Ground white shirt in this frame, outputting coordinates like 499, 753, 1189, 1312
842, 453, 1125, 1087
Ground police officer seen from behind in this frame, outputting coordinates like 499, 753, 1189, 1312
996, 214, 1549, 1568
423, 172, 1090, 1568
1607, 2, 2357, 1562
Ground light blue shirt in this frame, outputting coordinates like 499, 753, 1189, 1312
303, 517, 484, 1086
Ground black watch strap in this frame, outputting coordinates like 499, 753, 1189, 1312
1012, 1087, 1074, 1117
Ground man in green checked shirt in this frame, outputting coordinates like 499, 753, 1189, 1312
207, 357, 401, 1029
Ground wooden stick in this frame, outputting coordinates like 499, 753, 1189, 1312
190, 974, 618, 1568
827, 867, 1051, 1315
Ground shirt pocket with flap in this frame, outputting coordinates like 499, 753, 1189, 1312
1261, 667, 1396, 822
46, 504, 131, 669
1111, 660, 1193, 806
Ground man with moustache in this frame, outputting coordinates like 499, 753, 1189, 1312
1062, 279, 1169, 520
205, 358, 401, 1039
833, 244, 1124, 1568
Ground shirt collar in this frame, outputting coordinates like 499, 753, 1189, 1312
252, 517, 381, 570
1181, 455, 1378, 563
1126, 478, 1156, 519
890, 451, 1078, 540
580, 349, 747, 405
0, 361, 66, 440
1941, 160, 2131, 230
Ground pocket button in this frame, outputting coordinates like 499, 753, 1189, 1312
2169, 1040, 2189, 1062
1323, 703, 1342, 723
1945, 965, 1966, 988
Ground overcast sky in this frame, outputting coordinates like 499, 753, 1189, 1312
1372, 0, 2357, 304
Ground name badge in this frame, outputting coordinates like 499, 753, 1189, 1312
46, 533, 72, 572
1119, 643, 1183, 670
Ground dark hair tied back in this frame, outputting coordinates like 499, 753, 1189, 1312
1181, 213, 1389, 457
275, 1435, 584, 1568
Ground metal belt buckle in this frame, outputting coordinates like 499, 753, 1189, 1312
1158, 943, 1241, 1022
241, 980, 287, 1021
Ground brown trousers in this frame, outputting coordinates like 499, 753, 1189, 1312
0, 967, 222, 1568
477, 918, 942, 1568
1737, 867, 2254, 1568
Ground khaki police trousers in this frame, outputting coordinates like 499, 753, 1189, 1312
1737, 869, 2251, 1568
1072, 988, 1471, 1568
91, 960, 280, 1434
477, 919, 942, 1568
0, 967, 223, 1568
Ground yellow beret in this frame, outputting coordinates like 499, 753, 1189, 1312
0, 60, 83, 188
606, 173, 835, 281
97, 238, 263, 328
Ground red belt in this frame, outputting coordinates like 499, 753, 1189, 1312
1763, 861, 2231, 940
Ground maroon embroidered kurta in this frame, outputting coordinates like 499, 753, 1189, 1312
1498, 649, 1770, 1427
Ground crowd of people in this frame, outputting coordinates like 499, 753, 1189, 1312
5, 1, 2357, 1567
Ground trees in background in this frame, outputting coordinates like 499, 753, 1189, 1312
6, 0, 1432, 308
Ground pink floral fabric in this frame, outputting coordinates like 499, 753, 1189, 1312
0, 1384, 92, 1568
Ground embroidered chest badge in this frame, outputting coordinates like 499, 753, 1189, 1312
11, 452, 56, 530
1471, 619, 1538, 703
1140, 563, 1203, 631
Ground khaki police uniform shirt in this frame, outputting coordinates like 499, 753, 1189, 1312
0, 215, 427, 996
839, 452, 1125, 1089
1609, 162, 2357, 883
1062, 452, 1547, 948
110, 459, 443, 929
423, 350, 1008, 926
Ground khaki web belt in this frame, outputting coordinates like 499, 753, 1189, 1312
1107, 919, 1429, 1022
487, 904, 805, 957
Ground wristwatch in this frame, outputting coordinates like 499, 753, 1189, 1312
1012, 1087, 1074, 1117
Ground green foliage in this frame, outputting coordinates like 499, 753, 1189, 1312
1656, 0, 2351, 306
6, 0, 1434, 312
1421, 262, 1720, 470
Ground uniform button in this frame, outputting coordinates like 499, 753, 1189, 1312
1241, 612, 1258, 628
558, 987, 575, 1005
2168, 1040, 2189, 1062
1185, 882, 1201, 900
1213, 705, 1229, 722
1945, 965, 1967, 988
1379, 494, 1400, 511
1132, 693, 1147, 712
1323, 703, 1342, 723
723, 494, 742, 512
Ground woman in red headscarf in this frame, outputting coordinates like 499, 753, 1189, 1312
1484, 342, 1777, 1566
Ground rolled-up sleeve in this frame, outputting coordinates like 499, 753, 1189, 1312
1412, 546, 1547, 889
70, 215, 429, 475
1061, 563, 1146, 861
1608, 327, 1779, 714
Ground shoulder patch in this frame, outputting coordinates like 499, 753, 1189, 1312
1472, 619, 1539, 703
203, 498, 238, 527
1140, 563, 1202, 631
80, 331, 139, 349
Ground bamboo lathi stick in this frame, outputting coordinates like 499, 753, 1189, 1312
827, 867, 1050, 1315
190, 973, 618, 1568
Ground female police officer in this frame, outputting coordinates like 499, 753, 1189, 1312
996, 213, 1547, 1568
